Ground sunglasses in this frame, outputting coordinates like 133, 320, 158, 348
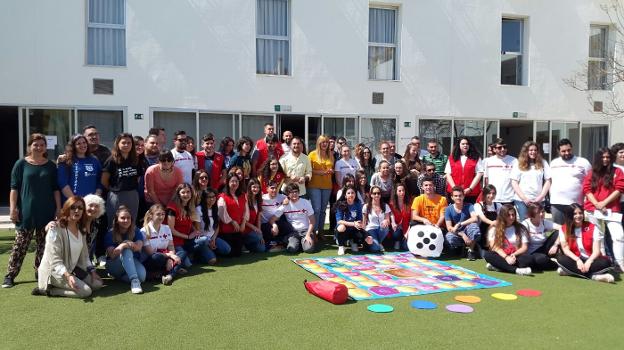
70, 205, 84, 210
371, 192, 381, 195
199, 176, 209, 180
496, 145, 507, 149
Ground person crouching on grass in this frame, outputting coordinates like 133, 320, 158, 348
141, 204, 186, 286
555, 203, 614, 283
334, 185, 365, 255
33, 196, 103, 298
105, 206, 146, 294
281, 183, 317, 253
444, 186, 481, 260
482, 204, 533, 276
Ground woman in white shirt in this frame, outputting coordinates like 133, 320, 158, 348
511, 141, 551, 221
521, 203, 560, 271
362, 186, 391, 252
141, 204, 185, 285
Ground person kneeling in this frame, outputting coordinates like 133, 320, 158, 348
444, 186, 481, 260
335, 185, 365, 255
281, 184, 316, 253
555, 203, 614, 283
34, 196, 103, 298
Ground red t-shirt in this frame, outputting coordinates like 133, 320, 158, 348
167, 203, 193, 247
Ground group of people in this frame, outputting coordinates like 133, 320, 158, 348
3, 122, 622, 298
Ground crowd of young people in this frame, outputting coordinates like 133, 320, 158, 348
3, 123, 621, 298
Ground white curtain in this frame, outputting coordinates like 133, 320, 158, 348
368, 8, 396, 80
256, 0, 289, 75
88, 0, 126, 66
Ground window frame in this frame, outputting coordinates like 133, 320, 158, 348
255, 0, 292, 76
368, 5, 400, 81
588, 24, 610, 91
500, 17, 526, 86
85, 0, 127, 67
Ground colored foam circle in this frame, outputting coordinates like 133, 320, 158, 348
454, 295, 481, 304
367, 304, 394, 313
445, 304, 474, 313
411, 300, 437, 309
516, 289, 542, 297
491, 293, 518, 301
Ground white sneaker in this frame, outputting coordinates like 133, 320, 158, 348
161, 274, 173, 286
351, 243, 359, 253
592, 273, 615, 283
515, 267, 532, 276
557, 267, 570, 276
337, 246, 346, 256
97, 256, 107, 267
130, 278, 143, 294
486, 263, 500, 272
393, 241, 401, 250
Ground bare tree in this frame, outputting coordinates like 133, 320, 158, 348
565, 1, 624, 117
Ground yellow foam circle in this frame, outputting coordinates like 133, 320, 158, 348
454, 295, 481, 304
491, 293, 518, 301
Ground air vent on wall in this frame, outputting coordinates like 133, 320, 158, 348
594, 101, 603, 112
372, 92, 384, 104
93, 79, 114, 95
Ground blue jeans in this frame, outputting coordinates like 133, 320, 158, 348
444, 223, 481, 249
192, 236, 232, 263
175, 246, 193, 268
514, 200, 529, 222
143, 251, 187, 277
367, 227, 388, 252
243, 232, 266, 253
392, 226, 408, 250
106, 248, 146, 283
308, 188, 332, 233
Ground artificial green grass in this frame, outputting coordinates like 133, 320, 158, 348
0, 228, 623, 349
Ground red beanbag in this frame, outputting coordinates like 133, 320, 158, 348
304, 280, 348, 305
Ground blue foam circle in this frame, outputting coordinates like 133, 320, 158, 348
411, 300, 437, 310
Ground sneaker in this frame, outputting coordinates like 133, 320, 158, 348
351, 243, 359, 253
515, 267, 532, 276
2, 276, 14, 288
97, 256, 107, 267
241, 246, 250, 253
485, 263, 499, 272
31, 287, 47, 296
130, 278, 143, 294
592, 273, 615, 283
337, 246, 346, 256
557, 267, 570, 276
393, 241, 401, 250
269, 244, 284, 253
161, 274, 173, 286
467, 249, 477, 261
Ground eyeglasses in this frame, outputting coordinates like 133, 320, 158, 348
371, 192, 381, 195
199, 176, 209, 180
70, 205, 84, 211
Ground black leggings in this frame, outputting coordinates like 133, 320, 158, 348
527, 232, 560, 271
261, 216, 293, 245
555, 254, 612, 278
483, 251, 534, 273
335, 226, 366, 246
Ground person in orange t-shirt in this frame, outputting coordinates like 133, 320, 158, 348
411, 175, 447, 228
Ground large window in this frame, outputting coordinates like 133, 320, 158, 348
581, 124, 609, 160
360, 118, 396, 153
453, 120, 485, 157
241, 115, 273, 142
77, 110, 123, 148
368, 7, 398, 80
87, 0, 126, 66
199, 113, 236, 142
153, 112, 197, 150
419, 119, 452, 156
256, 0, 290, 75
588, 25, 609, 90
501, 18, 524, 85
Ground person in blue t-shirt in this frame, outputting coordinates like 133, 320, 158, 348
334, 185, 365, 255
104, 206, 146, 294
57, 135, 102, 202
444, 186, 481, 260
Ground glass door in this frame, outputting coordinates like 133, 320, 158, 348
25, 108, 72, 160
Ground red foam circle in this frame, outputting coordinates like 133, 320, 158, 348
516, 289, 542, 297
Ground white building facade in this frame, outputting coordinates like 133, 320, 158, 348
1, 0, 622, 191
